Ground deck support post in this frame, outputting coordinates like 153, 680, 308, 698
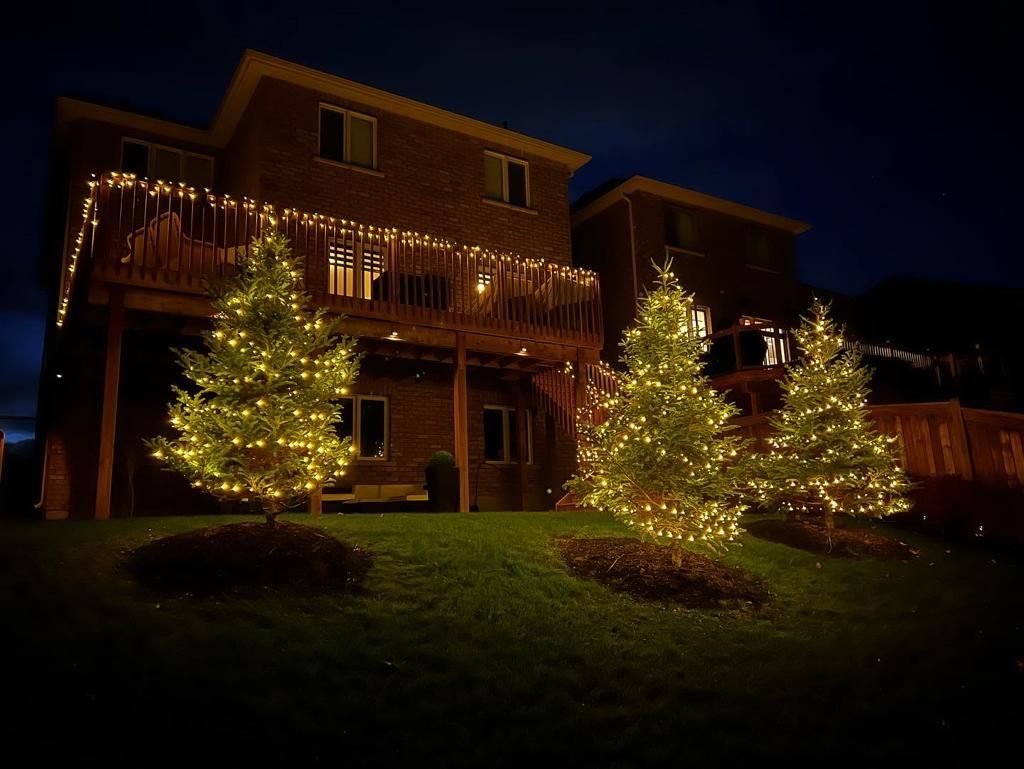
308, 487, 323, 516
544, 412, 558, 510
95, 287, 125, 520
454, 333, 470, 512
573, 347, 591, 420
515, 381, 530, 511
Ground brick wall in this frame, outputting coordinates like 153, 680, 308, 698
44, 78, 582, 517
222, 77, 574, 266
574, 194, 801, 360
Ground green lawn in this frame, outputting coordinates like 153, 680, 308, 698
2, 511, 1021, 766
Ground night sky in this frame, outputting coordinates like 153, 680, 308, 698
1, 1, 1019, 441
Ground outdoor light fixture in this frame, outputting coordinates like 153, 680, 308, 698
518, 347, 528, 355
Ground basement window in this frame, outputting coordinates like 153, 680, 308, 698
318, 104, 378, 169
484, 151, 530, 208
483, 405, 533, 464
335, 395, 389, 460
120, 138, 214, 188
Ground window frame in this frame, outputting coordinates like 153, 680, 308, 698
119, 137, 214, 188
483, 150, 531, 209
743, 229, 782, 274
326, 238, 385, 300
691, 305, 713, 338
317, 103, 379, 170
739, 316, 792, 365
336, 394, 390, 461
664, 205, 699, 252
483, 404, 533, 465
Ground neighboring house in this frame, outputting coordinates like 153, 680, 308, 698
40, 50, 601, 519
571, 176, 811, 414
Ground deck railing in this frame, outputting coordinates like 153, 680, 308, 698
87, 173, 602, 346
707, 321, 794, 372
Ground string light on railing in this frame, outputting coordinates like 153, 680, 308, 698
56, 175, 99, 328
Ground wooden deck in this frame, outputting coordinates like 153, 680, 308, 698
84, 173, 603, 353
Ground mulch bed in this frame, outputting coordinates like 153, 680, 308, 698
127, 521, 371, 596
745, 518, 919, 560
555, 536, 770, 609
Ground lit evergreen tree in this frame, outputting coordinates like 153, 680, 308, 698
148, 233, 361, 523
755, 299, 912, 530
567, 261, 749, 551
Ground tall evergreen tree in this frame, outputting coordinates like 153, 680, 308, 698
568, 261, 748, 550
148, 233, 361, 523
756, 299, 912, 529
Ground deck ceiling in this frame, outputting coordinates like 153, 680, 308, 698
89, 283, 585, 370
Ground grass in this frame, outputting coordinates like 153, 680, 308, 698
2, 511, 1022, 766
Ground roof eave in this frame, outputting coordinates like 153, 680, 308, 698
573, 175, 811, 234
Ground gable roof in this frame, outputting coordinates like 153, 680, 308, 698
57, 49, 591, 172
572, 175, 811, 234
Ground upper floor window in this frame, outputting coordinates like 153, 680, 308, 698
744, 230, 781, 272
319, 104, 377, 169
120, 138, 213, 188
484, 151, 530, 208
335, 394, 389, 460
483, 404, 533, 464
665, 207, 697, 251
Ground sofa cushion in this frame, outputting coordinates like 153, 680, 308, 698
352, 484, 381, 500
379, 483, 424, 500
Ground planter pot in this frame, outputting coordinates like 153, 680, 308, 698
425, 465, 459, 512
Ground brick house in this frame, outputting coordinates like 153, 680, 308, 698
571, 176, 810, 415
40, 50, 601, 519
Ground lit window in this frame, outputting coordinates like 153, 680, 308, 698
120, 138, 213, 187
319, 105, 377, 169
740, 316, 791, 365
483, 405, 532, 463
327, 240, 383, 299
483, 151, 530, 208
665, 208, 697, 251
691, 306, 712, 337
335, 395, 389, 460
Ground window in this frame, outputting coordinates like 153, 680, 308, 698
665, 207, 697, 251
335, 395, 389, 460
483, 405, 533, 464
744, 230, 780, 272
327, 239, 384, 299
691, 305, 712, 337
120, 138, 213, 188
318, 104, 377, 169
483, 151, 530, 208
740, 316, 791, 365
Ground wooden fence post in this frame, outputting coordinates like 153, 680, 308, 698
947, 398, 974, 481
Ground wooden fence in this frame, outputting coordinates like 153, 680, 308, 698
733, 399, 1024, 490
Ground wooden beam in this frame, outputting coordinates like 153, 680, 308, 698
544, 412, 558, 510
308, 487, 323, 516
454, 333, 470, 512
947, 398, 975, 481
95, 287, 125, 520
516, 382, 530, 511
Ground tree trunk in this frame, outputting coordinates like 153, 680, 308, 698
824, 509, 835, 552
264, 500, 283, 526
670, 545, 684, 568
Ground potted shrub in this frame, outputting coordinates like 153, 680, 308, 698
425, 451, 459, 512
